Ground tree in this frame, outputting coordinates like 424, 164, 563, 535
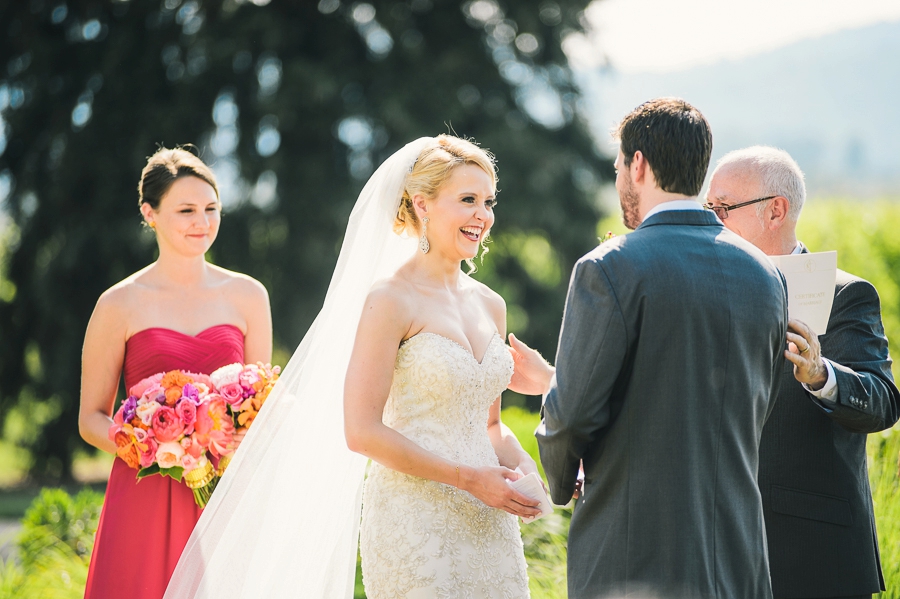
0, 0, 609, 482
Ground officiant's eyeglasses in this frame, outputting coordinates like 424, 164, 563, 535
703, 196, 777, 220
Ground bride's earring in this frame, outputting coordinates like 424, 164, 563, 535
419, 217, 430, 254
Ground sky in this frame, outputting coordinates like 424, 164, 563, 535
564, 0, 900, 73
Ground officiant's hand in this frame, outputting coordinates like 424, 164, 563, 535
461, 465, 542, 519
785, 318, 828, 391
507, 333, 555, 396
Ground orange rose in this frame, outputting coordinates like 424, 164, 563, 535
161, 370, 194, 388
164, 387, 183, 406
114, 431, 141, 469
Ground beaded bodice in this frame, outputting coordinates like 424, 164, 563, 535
383, 332, 513, 467
359, 332, 529, 598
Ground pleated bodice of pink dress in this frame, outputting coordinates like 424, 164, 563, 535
84, 324, 244, 599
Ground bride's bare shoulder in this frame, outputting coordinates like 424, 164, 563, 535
461, 273, 505, 308
365, 275, 417, 314
461, 273, 506, 328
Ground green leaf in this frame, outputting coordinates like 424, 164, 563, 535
136, 464, 160, 479
160, 466, 184, 482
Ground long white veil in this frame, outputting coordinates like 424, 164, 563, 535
165, 137, 435, 598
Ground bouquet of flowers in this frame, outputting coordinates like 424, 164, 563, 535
109, 363, 280, 507
208, 362, 281, 474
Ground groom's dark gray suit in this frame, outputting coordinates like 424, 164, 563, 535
537, 208, 788, 599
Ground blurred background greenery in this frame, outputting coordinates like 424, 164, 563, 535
1, 0, 899, 597
0, 0, 607, 483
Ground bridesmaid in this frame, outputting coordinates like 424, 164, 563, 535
79, 147, 272, 599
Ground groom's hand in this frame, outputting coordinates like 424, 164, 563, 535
785, 318, 828, 391
507, 333, 555, 396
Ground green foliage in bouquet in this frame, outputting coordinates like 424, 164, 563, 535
0, 487, 102, 599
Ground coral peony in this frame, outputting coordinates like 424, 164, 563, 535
195, 397, 235, 458
151, 406, 185, 443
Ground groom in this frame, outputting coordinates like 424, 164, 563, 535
513, 98, 788, 599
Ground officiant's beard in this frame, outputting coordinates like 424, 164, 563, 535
619, 176, 641, 230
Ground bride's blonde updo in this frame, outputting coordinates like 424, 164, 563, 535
394, 134, 497, 237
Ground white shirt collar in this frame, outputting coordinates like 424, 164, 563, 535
791, 242, 803, 255
643, 199, 703, 222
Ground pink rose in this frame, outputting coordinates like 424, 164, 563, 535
129, 373, 164, 399
175, 400, 197, 434
151, 406, 185, 443
181, 452, 199, 472
155, 441, 185, 469
219, 383, 244, 407
239, 366, 261, 389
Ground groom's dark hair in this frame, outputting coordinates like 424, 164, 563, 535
615, 97, 712, 197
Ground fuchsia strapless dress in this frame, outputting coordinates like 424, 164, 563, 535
84, 324, 244, 599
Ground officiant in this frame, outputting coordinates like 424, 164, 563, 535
705, 146, 900, 599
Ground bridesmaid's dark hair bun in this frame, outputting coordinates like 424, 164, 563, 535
138, 146, 219, 209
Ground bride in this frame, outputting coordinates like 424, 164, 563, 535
346, 135, 540, 597
164, 135, 539, 598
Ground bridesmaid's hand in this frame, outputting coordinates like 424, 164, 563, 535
460, 465, 542, 519
507, 333, 555, 396
231, 427, 248, 451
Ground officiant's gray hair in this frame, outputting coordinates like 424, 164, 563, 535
713, 146, 806, 221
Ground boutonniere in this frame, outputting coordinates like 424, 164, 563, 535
599, 231, 617, 243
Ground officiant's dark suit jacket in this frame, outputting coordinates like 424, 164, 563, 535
537, 209, 788, 599
759, 249, 900, 599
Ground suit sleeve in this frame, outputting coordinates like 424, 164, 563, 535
536, 257, 628, 505
817, 278, 900, 433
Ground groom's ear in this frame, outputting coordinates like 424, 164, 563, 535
630, 151, 649, 184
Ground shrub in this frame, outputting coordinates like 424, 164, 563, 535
0, 488, 102, 599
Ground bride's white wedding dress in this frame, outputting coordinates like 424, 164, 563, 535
360, 332, 529, 598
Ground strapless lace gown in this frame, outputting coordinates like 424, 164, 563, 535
84, 325, 244, 599
360, 332, 529, 598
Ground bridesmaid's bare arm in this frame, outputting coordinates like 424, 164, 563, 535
234, 276, 273, 364
79, 288, 129, 454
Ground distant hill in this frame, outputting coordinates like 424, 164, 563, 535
578, 20, 900, 196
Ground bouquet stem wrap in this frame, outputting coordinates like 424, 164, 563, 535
185, 459, 217, 508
